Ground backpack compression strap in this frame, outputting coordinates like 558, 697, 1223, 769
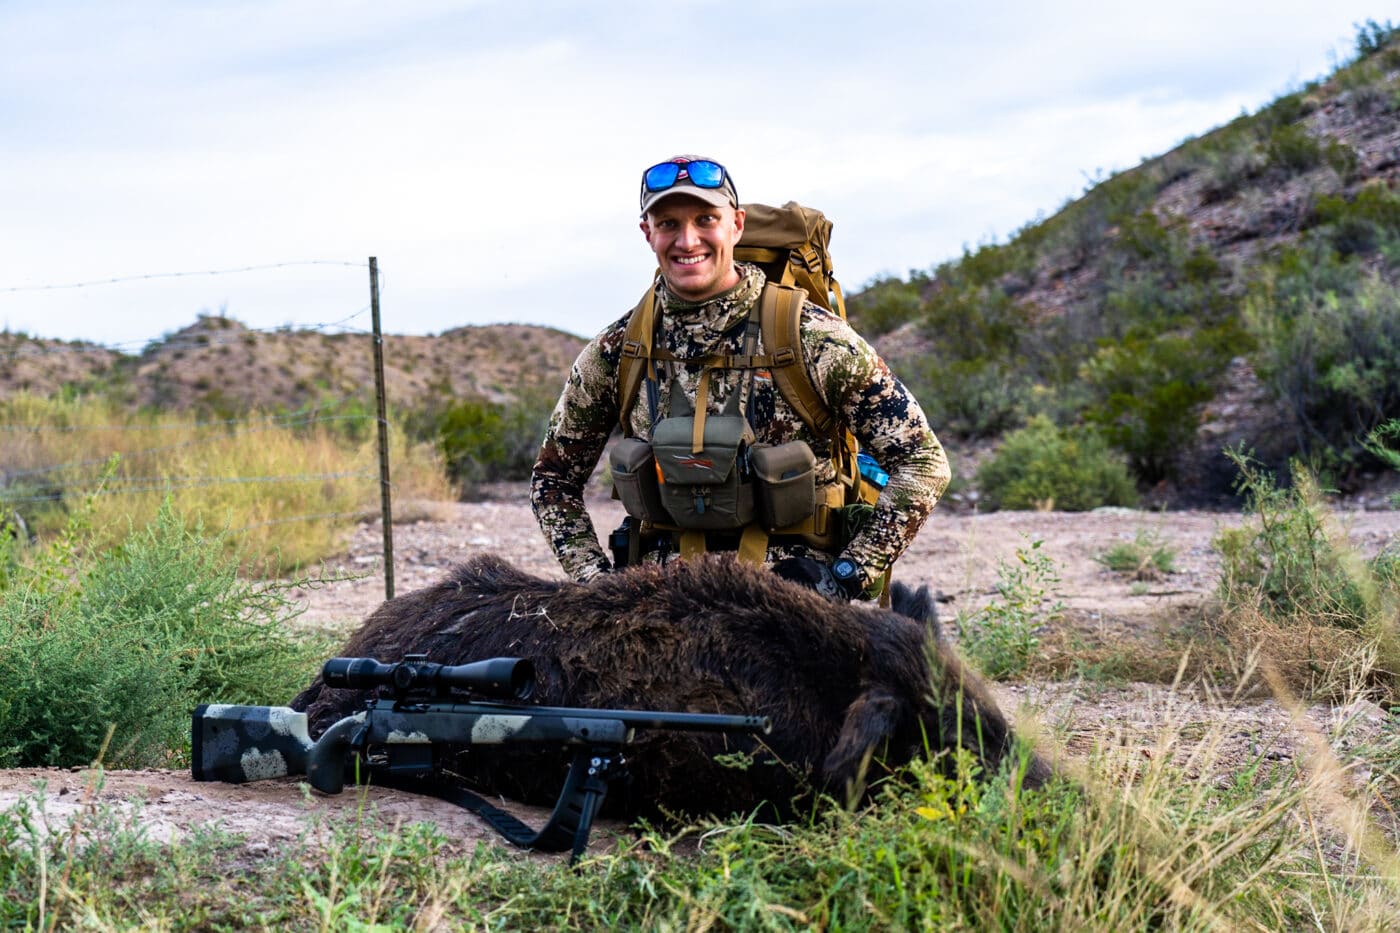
619, 283, 660, 436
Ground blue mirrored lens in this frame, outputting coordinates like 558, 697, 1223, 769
685, 160, 725, 188
644, 162, 682, 192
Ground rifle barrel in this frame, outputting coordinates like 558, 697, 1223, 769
463, 701, 772, 734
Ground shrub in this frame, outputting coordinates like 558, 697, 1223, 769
902, 282, 1039, 440
435, 389, 555, 493
845, 274, 926, 337
1197, 122, 1266, 204
0, 502, 321, 768
957, 537, 1063, 679
1213, 449, 1400, 697
1243, 256, 1400, 467
1311, 184, 1400, 257
1081, 326, 1241, 483
1096, 528, 1176, 580
976, 416, 1138, 511
906, 358, 1031, 440
1354, 18, 1400, 59
1263, 125, 1324, 176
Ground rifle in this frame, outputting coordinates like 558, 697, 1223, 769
192, 654, 771, 863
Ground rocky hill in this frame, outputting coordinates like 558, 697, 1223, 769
0, 316, 585, 415
860, 25, 1400, 501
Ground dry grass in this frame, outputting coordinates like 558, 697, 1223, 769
0, 394, 453, 575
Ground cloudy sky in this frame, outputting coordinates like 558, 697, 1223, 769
0, 1, 1387, 350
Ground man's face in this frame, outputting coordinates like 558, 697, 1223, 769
640, 196, 746, 302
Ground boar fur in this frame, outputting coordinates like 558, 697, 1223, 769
290, 554, 1051, 820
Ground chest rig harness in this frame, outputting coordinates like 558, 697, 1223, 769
608, 278, 882, 572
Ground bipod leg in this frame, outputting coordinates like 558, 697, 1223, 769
552, 747, 619, 865
366, 746, 622, 865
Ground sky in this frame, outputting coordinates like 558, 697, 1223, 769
0, 1, 1389, 351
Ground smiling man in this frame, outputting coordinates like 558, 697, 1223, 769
529, 156, 949, 601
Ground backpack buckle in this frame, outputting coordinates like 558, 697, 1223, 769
622, 340, 645, 358
773, 347, 797, 366
793, 247, 822, 274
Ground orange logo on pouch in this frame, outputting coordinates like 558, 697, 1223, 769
674, 455, 715, 468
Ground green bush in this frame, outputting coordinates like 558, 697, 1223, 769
0, 502, 320, 768
1264, 125, 1324, 176
976, 416, 1138, 511
1096, 529, 1177, 579
1311, 184, 1400, 257
1243, 253, 1400, 464
846, 274, 927, 337
1196, 121, 1266, 204
1082, 326, 1241, 483
1354, 18, 1399, 59
957, 538, 1063, 679
436, 391, 555, 491
907, 358, 1031, 440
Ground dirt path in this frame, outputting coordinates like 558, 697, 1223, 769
1, 488, 1395, 856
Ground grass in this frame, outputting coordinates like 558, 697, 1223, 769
0, 393, 451, 575
1096, 527, 1178, 580
2, 674, 1396, 930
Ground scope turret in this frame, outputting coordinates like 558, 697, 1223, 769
321, 655, 535, 701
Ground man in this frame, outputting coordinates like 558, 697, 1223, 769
530, 155, 949, 600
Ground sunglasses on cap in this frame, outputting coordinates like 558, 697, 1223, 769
642, 159, 730, 193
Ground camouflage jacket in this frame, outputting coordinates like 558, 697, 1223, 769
530, 263, 950, 587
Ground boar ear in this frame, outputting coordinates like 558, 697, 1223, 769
821, 687, 903, 792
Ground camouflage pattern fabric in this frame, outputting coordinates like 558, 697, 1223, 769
530, 263, 950, 590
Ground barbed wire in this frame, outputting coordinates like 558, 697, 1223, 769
0, 304, 377, 358
0, 423, 382, 488
0, 401, 370, 434
228, 510, 375, 534
0, 259, 408, 581
0, 470, 378, 504
0, 260, 368, 295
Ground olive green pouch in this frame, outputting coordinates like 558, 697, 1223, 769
651, 411, 755, 531
750, 441, 816, 531
609, 437, 668, 524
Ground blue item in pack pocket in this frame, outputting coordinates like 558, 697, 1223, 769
857, 452, 889, 489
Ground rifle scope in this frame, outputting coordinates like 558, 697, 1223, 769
322, 655, 535, 701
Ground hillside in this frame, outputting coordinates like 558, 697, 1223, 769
0, 316, 585, 415
859, 23, 1400, 504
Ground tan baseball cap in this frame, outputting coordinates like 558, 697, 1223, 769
639, 155, 739, 215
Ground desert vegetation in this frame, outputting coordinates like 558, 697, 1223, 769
0, 433, 1395, 927
0, 19, 1396, 932
851, 20, 1400, 508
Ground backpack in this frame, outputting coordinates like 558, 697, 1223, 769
617, 201, 873, 504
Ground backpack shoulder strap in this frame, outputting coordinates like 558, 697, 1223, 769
759, 283, 836, 437
617, 283, 658, 436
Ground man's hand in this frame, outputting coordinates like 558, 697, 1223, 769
771, 557, 849, 602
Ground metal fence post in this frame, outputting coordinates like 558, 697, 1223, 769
369, 256, 394, 600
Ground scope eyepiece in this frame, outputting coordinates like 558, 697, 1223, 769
322, 655, 535, 701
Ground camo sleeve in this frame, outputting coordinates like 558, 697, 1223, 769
529, 317, 630, 582
800, 307, 950, 584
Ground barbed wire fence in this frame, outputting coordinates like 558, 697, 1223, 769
0, 257, 399, 598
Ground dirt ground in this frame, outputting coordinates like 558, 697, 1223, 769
2, 486, 1396, 859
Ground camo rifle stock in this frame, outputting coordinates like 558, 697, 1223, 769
192, 655, 770, 863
